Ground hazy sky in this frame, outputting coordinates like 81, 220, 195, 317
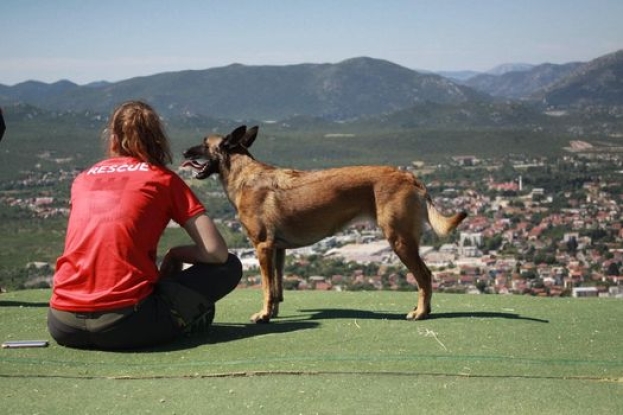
2, 0, 622, 85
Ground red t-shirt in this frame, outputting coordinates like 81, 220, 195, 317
51, 157, 205, 312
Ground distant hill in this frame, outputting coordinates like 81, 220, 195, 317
435, 70, 481, 82
436, 64, 534, 83
485, 63, 535, 76
462, 50, 623, 107
538, 49, 623, 107
0, 80, 80, 103
0, 57, 487, 121
359, 100, 552, 130
463, 62, 582, 99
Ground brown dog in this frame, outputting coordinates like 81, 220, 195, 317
183, 126, 466, 323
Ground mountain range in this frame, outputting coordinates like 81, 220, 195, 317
1, 50, 622, 121
462, 62, 582, 99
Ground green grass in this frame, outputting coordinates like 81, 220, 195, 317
1, 289, 622, 414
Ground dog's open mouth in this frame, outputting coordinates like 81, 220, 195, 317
181, 159, 210, 179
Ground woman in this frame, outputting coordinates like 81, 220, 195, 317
48, 100, 242, 350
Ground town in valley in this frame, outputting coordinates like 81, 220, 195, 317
4, 145, 622, 299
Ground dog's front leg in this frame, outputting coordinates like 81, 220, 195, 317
271, 248, 285, 318
251, 243, 277, 323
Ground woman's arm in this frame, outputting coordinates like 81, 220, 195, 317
159, 214, 229, 278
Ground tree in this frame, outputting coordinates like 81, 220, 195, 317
484, 235, 503, 252
606, 262, 620, 276
476, 280, 488, 294
566, 236, 578, 256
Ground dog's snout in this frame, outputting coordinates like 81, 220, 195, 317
183, 144, 203, 159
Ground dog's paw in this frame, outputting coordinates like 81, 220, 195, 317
250, 312, 271, 324
406, 308, 430, 321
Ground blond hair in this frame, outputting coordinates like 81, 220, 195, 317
106, 101, 172, 166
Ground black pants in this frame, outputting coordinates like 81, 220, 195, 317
47, 254, 242, 350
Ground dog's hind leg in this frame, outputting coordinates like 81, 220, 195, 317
404, 252, 433, 321
378, 192, 433, 320
386, 232, 433, 320
271, 248, 286, 318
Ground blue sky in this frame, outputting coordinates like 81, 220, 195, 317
1, 0, 622, 85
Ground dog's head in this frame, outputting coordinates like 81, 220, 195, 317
182, 125, 258, 179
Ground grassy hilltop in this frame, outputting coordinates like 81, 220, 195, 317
1, 289, 621, 414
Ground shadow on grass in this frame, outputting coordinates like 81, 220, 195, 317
298, 308, 549, 323
0, 300, 49, 308
299, 308, 405, 321
429, 311, 549, 323
138, 320, 320, 353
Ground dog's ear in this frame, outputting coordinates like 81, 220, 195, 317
222, 125, 247, 150
241, 126, 259, 149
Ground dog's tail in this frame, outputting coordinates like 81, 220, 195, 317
425, 195, 467, 237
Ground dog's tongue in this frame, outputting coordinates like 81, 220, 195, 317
181, 160, 203, 170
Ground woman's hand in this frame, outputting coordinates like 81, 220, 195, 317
161, 214, 229, 273
159, 250, 183, 279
